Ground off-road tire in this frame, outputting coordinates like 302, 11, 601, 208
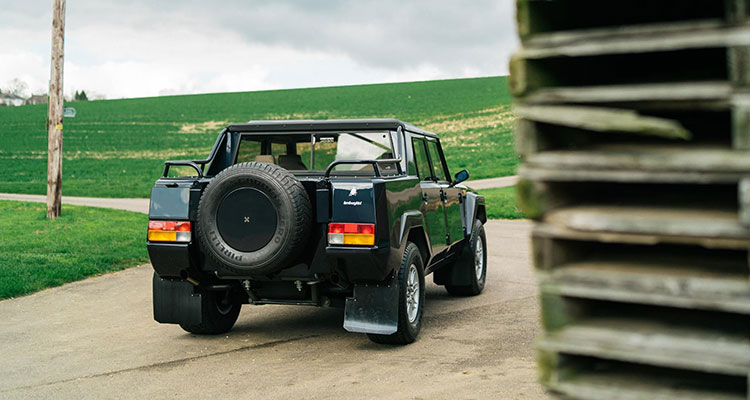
197, 162, 312, 275
445, 219, 487, 296
367, 242, 425, 345
179, 289, 241, 335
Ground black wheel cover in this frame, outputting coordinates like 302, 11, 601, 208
197, 162, 312, 275
216, 187, 278, 252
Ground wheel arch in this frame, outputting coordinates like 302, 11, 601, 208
406, 226, 430, 269
396, 210, 431, 268
464, 192, 486, 235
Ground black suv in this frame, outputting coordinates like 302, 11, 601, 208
148, 119, 487, 344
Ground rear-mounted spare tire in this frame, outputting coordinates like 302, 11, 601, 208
197, 162, 312, 275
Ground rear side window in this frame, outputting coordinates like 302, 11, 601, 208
236, 139, 261, 163
412, 138, 432, 181
426, 140, 450, 182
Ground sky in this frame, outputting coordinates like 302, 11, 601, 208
0, 1, 519, 99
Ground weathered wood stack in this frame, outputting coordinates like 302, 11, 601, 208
511, 1, 750, 398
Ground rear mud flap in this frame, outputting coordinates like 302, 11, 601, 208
152, 273, 202, 326
343, 274, 399, 335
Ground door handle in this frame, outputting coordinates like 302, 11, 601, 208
422, 193, 429, 203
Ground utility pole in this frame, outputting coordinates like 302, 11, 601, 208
46, 0, 66, 219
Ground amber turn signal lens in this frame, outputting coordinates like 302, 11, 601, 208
148, 220, 191, 243
328, 223, 375, 246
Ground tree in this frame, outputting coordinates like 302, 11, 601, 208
6, 78, 29, 97
74, 90, 88, 101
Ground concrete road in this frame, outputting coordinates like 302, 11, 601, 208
0, 220, 549, 399
0, 193, 149, 214
466, 175, 518, 190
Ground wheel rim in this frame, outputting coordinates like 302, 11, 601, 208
406, 264, 420, 323
475, 238, 484, 280
216, 295, 234, 316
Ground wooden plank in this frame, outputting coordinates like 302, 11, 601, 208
532, 221, 750, 250
516, 106, 691, 140
514, 118, 540, 158
727, 0, 750, 23
519, 164, 745, 185
741, 178, 750, 227
733, 102, 750, 149
532, 236, 589, 272
545, 205, 750, 240
729, 46, 750, 86
542, 354, 748, 400
518, 21, 750, 59
508, 55, 527, 97
539, 318, 750, 375
539, 292, 586, 332
515, 0, 532, 40
524, 148, 750, 174
524, 19, 724, 49
515, 178, 551, 220
539, 261, 750, 313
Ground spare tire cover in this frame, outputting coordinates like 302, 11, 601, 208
197, 161, 312, 275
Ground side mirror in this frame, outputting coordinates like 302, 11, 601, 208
451, 169, 469, 186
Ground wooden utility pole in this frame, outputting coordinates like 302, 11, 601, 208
46, 0, 66, 219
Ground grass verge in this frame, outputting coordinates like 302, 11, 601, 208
0, 201, 148, 299
481, 186, 526, 220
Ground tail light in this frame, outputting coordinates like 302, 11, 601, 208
148, 220, 191, 243
328, 223, 375, 246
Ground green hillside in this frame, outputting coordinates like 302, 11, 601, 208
0, 76, 515, 198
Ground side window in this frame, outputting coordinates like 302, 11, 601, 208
271, 143, 286, 157
426, 140, 450, 182
412, 138, 432, 181
236, 138, 261, 163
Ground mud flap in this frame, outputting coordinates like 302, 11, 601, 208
433, 246, 474, 286
343, 274, 399, 335
152, 273, 203, 326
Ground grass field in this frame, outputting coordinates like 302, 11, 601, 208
0, 201, 148, 299
483, 186, 525, 220
0, 76, 515, 198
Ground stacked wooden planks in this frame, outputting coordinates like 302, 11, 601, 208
512, 1, 750, 398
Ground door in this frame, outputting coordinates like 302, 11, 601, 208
425, 140, 465, 248
412, 137, 448, 260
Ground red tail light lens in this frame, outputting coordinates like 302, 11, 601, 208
328, 223, 375, 246
148, 220, 191, 242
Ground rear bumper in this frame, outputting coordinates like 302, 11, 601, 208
325, 245, 392, 282
148, 242, 191, 278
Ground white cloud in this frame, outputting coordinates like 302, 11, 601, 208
0, 1, 518, 99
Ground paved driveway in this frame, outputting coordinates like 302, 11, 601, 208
0, 220, 548, 399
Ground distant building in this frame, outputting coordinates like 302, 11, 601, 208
25, 94, 48, 105
0, 93, 25, 106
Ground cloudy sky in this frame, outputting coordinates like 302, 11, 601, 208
1, 1, 518, 99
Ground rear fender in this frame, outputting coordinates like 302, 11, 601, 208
148, 179, 202, 277
396, 211, 431, 265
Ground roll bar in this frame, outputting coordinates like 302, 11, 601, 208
323, 159, 402, 178
161, 129, 228, 178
